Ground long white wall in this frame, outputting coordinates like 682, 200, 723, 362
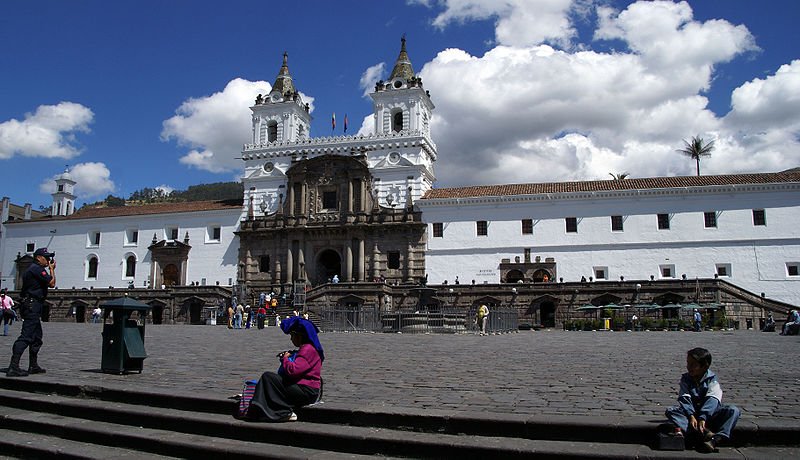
420, 186, 800, 305
1, 209, 240, 290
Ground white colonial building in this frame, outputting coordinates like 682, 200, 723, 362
419, 172, 800, 306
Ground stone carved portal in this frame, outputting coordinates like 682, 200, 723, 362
238, 154, 427, 292
149, 239, 191, 287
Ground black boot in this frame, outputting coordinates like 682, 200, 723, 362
28, 352, 46, 374
6, 354, 29, 377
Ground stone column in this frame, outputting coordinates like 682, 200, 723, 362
287, 183, 295, 217
286, 246, 294, 283
345, 244, 353, 282
300, 183, 307, 216
347, 180, 354, 213
371, 243, 380, 281
357, 238, 365, 281
405, 241, 413, 283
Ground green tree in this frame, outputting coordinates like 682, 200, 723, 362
608, 172, 629, 181
104, 195, 126, 207
677, 136, 715, 176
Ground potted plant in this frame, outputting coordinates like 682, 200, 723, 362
640, 317, 653, 331
658, 319, 668, 330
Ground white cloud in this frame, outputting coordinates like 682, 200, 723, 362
39, 162, 114, 199
360, 63, 386, 97
726, 60, 800, 131
161, 78, 316, 174
425, 0, 578, 48
155, 184, 174, 195
0, 102, 93, 160
415, 0, 795, 188
595, 1, 757, 88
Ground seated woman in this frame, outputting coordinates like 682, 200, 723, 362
247, 316, 324, 422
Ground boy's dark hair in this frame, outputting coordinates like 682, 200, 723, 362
688, 347, 712, 368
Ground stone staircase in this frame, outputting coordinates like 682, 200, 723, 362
0, 378, 797, 459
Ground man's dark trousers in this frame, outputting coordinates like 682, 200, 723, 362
11, 300, 44, 368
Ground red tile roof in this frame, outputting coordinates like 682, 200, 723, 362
421, 171, 800, 199
12, 199, 243, 223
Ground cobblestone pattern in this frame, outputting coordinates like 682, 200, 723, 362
1, 323, 798, 422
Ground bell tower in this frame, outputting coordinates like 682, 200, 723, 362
370, 36, 434, 138
251, 52, 312, 144
51, 168, 76, 216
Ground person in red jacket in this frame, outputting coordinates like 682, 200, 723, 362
247, 316, 324, 422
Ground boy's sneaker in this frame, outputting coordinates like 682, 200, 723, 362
284, 412, 297, 422
702, 429, 716, 442
699, 435, 721, 453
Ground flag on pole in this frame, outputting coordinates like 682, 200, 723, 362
331, 112, 336, 131
344, 114, 348, 133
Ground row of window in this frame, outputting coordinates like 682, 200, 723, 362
431, 209, 768, 237
84, 254, 137, 281
83, 226, 222, 249
590, 262, 800, 280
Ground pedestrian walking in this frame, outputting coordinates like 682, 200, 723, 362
6, 247, 56, 377
693, 309, 702, 332
1, 289, 15, 336
91, 307, 102, 324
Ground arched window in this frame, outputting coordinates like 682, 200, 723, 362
87, 256, 98, 280
392, 111, 403, 132
267, 121, 278, 142
125, 255, 136, 277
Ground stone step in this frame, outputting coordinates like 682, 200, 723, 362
3, 376, 799, 450
0, 387, 771, 459
0, 406, 383, 459
0, 426, 181, 459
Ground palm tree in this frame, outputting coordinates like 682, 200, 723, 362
608, 172, 629, 181
677, 136, 715, 176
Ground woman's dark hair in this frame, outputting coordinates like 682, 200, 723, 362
289, 325, 310, 343
687, 347, 712, 368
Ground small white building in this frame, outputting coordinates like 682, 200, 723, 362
1, 195, 242, 291
419, 172, 800, 306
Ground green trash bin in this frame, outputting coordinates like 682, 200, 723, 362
101, 296, 152, 374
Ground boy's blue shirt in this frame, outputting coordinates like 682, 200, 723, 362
677, 369, 723, 421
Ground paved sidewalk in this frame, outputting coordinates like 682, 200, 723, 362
1, 323, 798, 422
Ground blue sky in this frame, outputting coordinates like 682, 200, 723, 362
1, 0, 799, 210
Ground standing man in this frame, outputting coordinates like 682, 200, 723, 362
6, 247, 56, 377
1, 288, 15, 336
476, 304, 489, 336
693, 309, 702, 332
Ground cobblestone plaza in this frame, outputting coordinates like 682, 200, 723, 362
2, 323, 796, 424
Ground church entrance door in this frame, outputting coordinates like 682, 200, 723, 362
316, 250, 342, 284
163, 264, 180, 286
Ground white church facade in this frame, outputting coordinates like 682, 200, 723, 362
1, 38, 798, 310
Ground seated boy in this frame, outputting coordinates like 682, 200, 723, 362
665, 347, 740, 453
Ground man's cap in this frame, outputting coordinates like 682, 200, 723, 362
33, 248, 54, 258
